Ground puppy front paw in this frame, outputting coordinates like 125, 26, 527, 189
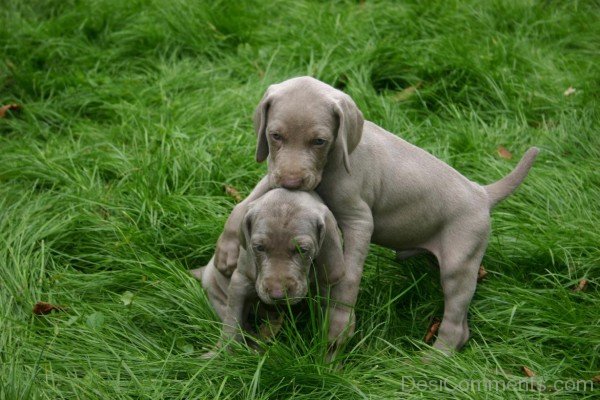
214, 232, 240, 277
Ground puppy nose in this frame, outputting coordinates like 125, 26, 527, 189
267, 284, 285, 300
280, 177, 303, 189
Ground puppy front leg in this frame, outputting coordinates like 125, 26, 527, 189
325, 205, 373, 362
221, 270, 255, 346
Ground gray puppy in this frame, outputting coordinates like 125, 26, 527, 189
192, 188, 345, 350
214, 76, 538, 356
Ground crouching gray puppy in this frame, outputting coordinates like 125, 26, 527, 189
192, 188, 345, 353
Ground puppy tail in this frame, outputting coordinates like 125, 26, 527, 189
189, 267, 206, 282
484, 147, 539, 208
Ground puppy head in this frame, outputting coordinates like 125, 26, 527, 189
239, 190, 345, 305
253, 76, 364, 191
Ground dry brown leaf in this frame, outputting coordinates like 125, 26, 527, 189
497, 146, 513, 160
592, 375, 600, 383
522, 366, 536, 378
224, 184, 243, 203
393, 82, 422, 102
563, 86, 576, 96
573, 279, 588, 292
33, 301, 65, 315
0, 103, 21, 118
424, 317, 441, 343
477, 265, 488, 283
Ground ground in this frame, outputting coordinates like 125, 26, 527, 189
1, 1, 599, 398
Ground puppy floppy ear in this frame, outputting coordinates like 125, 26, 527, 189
315, 208, 345, 285
238, 207, 254, 251
333, 94, 364, 174
253, 85, 278, 163
238, 207, 257, 279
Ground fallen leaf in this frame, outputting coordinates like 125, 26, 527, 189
522, 366, 536, 378
592, 375, 600, 383
224, 184, 243, 203
424, 317, 441, 343
176, 339, 195, 354
573, 279, 588, 292
120, 291, 134, 306
393, 82, 422, 102
0, 103, 21, 118
477, 265, 488, 282
497, 146, 513, 160
33, 301, 65, 315
258, 313, 284, 340
86, 311, 105, 330
563, 86, 576, 96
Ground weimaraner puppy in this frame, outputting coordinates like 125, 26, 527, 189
193, 188, 345, 351
214, 76, 539, 355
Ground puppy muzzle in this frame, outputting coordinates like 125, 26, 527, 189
257, 280, 308, 305
272, 172, 320, 191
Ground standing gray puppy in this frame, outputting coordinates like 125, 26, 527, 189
214, 76, 538, 356
193, 188, 345, 350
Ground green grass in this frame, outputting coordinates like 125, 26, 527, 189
1, 0, 599, 398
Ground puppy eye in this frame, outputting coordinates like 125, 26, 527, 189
312, 138, 326, 146
253, 244, 265, 252
271, 133, 282, 141
296, 246, 310, 255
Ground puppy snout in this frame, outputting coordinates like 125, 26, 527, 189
265, 278, 299, 301
268, 285, 285, 300
280, 176, 304, 189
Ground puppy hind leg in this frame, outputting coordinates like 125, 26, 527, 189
432, 243, 486, 354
